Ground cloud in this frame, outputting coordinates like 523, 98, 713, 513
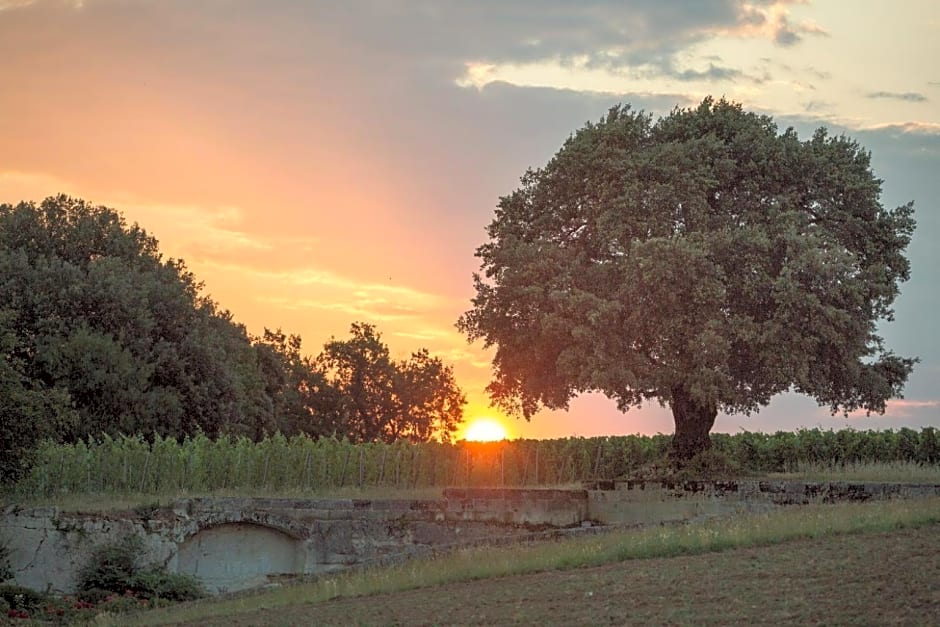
803, 100, 832, 113
850, 399, 940, 419
673, 63, 745, 82
302, 1, 825, 90
393, 329, 454, 341
0, 0, 83, 9
861, 121, 940, 135
203, 260, 444, 305
866, 91, 928, 103
257, 296, 421, 323
0, 172, 316, 258
0, 0, 35, 9
720, 1, 829, 47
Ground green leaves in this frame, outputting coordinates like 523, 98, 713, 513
460, 97, 917, 441
318, 323, 467, 444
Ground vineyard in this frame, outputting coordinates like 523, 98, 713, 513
8, 427, 940, 499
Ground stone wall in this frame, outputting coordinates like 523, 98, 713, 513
3, 481, 938, 595
0, 495, 566, 594
441, 488, 589, 527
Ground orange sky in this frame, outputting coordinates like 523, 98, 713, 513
2, 1, 938, 439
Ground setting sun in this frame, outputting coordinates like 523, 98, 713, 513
462, 417, 509, 442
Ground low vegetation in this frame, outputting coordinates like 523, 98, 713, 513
6, 427, 938, 504
0, 536, 203, 623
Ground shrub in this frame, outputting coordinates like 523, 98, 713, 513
0, 539, 12, 581
133, 568, 204, 602
674, 448, 742, 481
76, 536, 141, 597
77, 536, 203, 604
0, 583, 45, 611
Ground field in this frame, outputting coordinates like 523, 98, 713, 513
179, 525, 940, 626
8, 427, 940, 505
4, 430, 938, 625
123, 497, 940, 626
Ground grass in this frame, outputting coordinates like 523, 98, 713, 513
6, 461, 937, 513
767, 460, 940, 483
0, 485, 449, 514
215, 523, 940, 625
121, 496, 940, 626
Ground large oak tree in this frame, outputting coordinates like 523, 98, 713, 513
458, 98, 917, 460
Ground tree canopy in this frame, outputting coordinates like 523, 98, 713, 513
458, 98, 917, 459
0, 196, 465, 483
317, 322, 466, 444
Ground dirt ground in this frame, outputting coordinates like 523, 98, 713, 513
191, 524, 940, 626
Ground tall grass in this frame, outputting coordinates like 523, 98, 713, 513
124, 497, 940, 626
769, 460, 940, 483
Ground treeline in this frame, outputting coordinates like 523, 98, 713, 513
0, 196, 465, 483
11, 428, 939, 497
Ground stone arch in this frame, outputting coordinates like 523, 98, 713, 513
180, 510, 309, 542
177, 521, 306, 593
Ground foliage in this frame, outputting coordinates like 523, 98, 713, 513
251, 328, 342, 440
318, 323, 466, 443
77, 536, 203, 603
76, 536, 142, 598
0, 539, 11, 582
0, 196, 269, 474
0, 584, 45, 611
458, 98, 917, 459
0, 196, 467, 485
8, 428, 939, 500
0, 309, 76, 484
130, 569, 204, 603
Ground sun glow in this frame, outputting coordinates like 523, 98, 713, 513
462, 417, 509, 442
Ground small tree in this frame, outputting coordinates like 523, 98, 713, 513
317, 323, 466, 443
392, 349, 466, 443
458, 98, 917, 460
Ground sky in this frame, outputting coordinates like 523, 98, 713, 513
1, 0, 938, 439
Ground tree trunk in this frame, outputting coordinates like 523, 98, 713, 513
670, 386, 717, 461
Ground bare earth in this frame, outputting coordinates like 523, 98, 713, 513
192, 525, 940, 626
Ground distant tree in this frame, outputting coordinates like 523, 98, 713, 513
458, 98, 917, 460
317, 323, 466, 443
316, 322, 398, 442
252, 328, 343, 439
392, 349, 466, 443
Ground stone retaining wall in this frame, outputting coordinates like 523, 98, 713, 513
3, 481, 937, 595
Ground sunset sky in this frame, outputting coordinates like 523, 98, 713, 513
2, 0, 938, 439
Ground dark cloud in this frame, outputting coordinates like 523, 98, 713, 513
2, 1, 829, 93
866, 91, 928, 102
673, 63, 743, 82
802, 100, 831, 113
774, 25, 800, 46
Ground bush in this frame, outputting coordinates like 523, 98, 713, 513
674, 448, 742, 481
0, 539, 12, 581
77, 536, 203, 604
0, 583, 45, 611
76, 536, 141, 597
133, 568, 204, 602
